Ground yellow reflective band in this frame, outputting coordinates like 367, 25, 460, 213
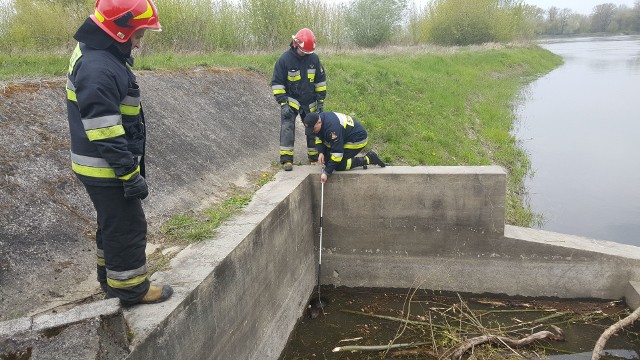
107, 274, 148, 289
308, 150, 318, 155
344, 142, 367, 150
345, 158, 352, 170
279, 150, 294, 156
120, 104, 141, 116
118, 166, 140, 180
97, 258, 105, 266
331, 155, 343, 162
67, 88, 77, 102
315, 86, 326, 92
273, 89, 286, 95
94, 9, 105, 22
308, 74, 316, 82
133, 1, 153, 20
86, 125, 125, 141
287, 75, 301, 81
72, 162, 116, 178
288, 101, 300, 110
68, 43, 82, 74
315, 139, 322, 145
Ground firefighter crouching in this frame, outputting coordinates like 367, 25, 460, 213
65, 0, 172, 305
302, 112, 386, 184
272, 28, 327, 171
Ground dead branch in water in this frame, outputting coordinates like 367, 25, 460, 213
441, 325, 565, 360
332, 342, 431, 353
592, 306, 640, 360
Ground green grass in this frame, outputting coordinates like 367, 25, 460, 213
0, 53, 69, 79
2, 45, 562, 226
160, 193, 253, 244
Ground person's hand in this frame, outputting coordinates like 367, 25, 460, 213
281, 104, 293, 118
320, 172, 328, 183
123, 173, 149, 200
318, 153, 325, 165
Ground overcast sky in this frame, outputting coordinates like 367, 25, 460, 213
522, 0, 637, 14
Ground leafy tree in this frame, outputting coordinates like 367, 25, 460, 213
345, 0, 407, 48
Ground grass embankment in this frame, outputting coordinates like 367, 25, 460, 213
2, 45, 562, 244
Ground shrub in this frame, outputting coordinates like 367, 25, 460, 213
419, 0, 532, 46
345, 0, 407, 48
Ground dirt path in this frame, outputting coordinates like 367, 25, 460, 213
0, 68, 310, 320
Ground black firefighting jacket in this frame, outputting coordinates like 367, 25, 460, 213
66, 19, 145, 187
315, 112, 368, 175
271, 43, 327, 112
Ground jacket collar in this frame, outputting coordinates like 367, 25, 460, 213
74, 18, 134, 66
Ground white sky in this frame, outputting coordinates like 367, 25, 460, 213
522, 0, 637, 14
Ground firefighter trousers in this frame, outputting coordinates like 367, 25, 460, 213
323, 148, 367, 171
279, 107, 319, 164
83, 184, 150, 305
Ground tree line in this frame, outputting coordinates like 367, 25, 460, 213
0, 0, 638, 55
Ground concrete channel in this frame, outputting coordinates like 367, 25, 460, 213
2, 166, 640, 359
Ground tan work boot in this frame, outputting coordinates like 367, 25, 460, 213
139, 284, 173, 304
283, 162, 293, 171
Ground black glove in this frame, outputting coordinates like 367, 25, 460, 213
123, 173, 149, 200
281, 104, 293, 118
316, 102, 324, 113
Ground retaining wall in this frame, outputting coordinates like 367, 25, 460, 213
2, 166, 640, 360
320, 166, 640, 301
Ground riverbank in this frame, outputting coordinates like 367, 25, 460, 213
1, 44, 562, 226
0, 44, 561, 320
146, 44, 562, 226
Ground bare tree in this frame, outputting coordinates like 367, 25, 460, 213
546, 6, 560, 33
591, 3, 616, 32
558, 8, 572, 34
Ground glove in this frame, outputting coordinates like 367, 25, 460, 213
281, 104, 293, 118
123, 173, 149, 200
316, 102, 324, 113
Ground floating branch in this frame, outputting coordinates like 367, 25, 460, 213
592, 306, 640, 360
333, 342, 431, 353
442, 325, 565, 360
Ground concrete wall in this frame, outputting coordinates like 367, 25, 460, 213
319, 166, 640, 301
124, 169, 316, 360
3, 166, 640, 359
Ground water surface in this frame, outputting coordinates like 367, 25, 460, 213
515, 35, 640, 246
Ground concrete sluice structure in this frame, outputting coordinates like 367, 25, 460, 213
2, 166, 640, 359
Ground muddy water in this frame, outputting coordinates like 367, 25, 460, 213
279, 286, 640, 359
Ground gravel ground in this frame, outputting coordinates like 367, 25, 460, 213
0, 68, 310, 320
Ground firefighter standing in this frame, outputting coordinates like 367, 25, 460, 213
302, 112, 386, 183
66, 0, 172, 305
271, 28, 327, 171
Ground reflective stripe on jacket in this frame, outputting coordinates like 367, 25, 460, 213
271, 44, 327, 110
66, 42, 145, 186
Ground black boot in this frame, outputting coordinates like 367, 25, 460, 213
366, 151, 386, 167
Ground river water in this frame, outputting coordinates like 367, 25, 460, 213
514, 35, 640, 246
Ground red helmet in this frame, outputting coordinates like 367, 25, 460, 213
90, 0, 161, 43
292, 28, 316, 54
